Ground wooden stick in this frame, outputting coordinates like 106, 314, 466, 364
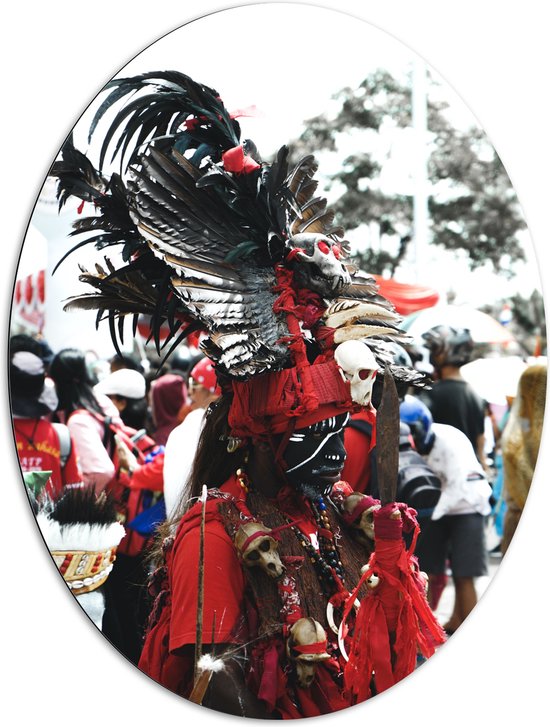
194, 484, 208, 684
188, 668, 214, 705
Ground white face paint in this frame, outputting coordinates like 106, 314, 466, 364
334, 340, 380, 407
283, 413, 350, 498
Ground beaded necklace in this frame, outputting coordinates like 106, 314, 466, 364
291, 494, 346, 596
237, 469, 347, 597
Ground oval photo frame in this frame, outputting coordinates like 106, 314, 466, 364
6, 2, 547, 724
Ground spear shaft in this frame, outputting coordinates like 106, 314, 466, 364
194, 484, 208, 684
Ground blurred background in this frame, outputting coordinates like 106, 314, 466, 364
11, 4, 545, 395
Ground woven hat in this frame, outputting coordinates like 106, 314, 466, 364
36, 487, 125, 596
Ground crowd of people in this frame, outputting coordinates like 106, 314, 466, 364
11, 324, 545, 691
11, 334, 220, 664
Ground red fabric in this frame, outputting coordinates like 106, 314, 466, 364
292, 642, 328, 655
341, 409, 376, 493
222, 145, 261, 174
428, 573, 448, 610
139, 478, 358, 717
229, 359, 353, 438
14, 419, 82, 498
372, 275, 439, 316
139, 477, 247, 692
226, 265, 355, 439
128, 453, 165, 491
342, 504, 446, 701
340, 494, 380, 526
169, 517, 247, 651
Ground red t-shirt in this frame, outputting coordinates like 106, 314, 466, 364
341, 408, 376, 493
169, 516, 247, 651
14, 418, 82, 499
128, 453, 165, 492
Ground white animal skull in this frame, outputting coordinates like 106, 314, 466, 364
290, 233, 351, 296
342, 493, 380, 541
234, 521, 285, 579
334, 339, 379, 407
286, 617, 331, 688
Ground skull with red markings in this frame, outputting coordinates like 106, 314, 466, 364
290, 233, 351, 296
334, 339, 379, 407
286, 617, 331, 688
234, 521, 285, 580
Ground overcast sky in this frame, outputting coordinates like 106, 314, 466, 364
52, 4, 539, 308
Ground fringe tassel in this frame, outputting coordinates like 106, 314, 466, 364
343, 504, 446, 702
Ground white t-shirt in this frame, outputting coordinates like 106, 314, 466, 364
427, 423, 492, 520
162, 407, 206, 518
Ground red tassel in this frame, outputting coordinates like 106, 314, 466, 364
343, 505, 446, 702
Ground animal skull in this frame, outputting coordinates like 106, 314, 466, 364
234, 521, 285, 579
286, 617, 331, 688
334, 339, 379, 407
289, 233, 351, 296
342, 493, 380, 541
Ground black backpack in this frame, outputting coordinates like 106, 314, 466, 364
347, 419, 441, 517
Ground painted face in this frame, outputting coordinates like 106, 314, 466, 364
282, 413, 349, 498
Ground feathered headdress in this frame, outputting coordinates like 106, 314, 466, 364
49, 71, 426, 438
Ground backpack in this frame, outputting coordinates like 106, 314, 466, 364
348, 418, 442, 517
51, 422, 72, 468
72, 409, 160, 557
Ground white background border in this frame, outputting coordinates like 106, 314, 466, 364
2, 2, 548, 725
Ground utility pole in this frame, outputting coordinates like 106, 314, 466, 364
412, 57, 429, 283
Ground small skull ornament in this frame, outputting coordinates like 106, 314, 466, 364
342, 493, 380, 542
234, 521, 285, 579
289, 233, 351, 296
286, 617, 331, 688
334, 339, 379, 407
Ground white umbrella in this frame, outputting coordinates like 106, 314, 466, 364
460, 356, 527, 405
402, 304, 515, 345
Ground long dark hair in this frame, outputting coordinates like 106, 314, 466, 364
174, 394, 247, 519
49, 348, 105, 417
149, 394, 247, 566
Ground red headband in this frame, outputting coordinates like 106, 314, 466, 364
291, 641, 329, 655
341, 495, 380, 526
228, 358, 355, 439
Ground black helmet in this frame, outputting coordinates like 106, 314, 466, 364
421, 325, 474, 369
384, 342, 413, 369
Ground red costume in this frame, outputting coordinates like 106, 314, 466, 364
140, 474, 366, 718
51, 69, 442, 718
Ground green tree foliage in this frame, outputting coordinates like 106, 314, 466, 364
290, 69, 526, 276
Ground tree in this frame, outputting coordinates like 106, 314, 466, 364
289, 69, 526, 277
